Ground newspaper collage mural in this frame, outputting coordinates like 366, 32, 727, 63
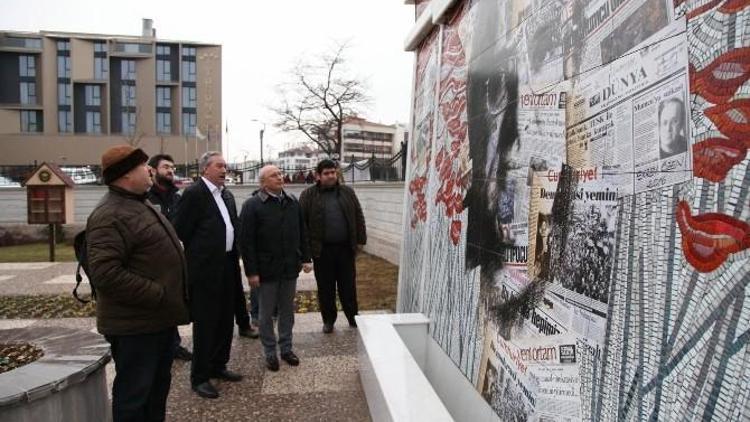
399, 0, 750, 420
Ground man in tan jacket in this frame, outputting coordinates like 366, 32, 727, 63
87, 145, 189, 421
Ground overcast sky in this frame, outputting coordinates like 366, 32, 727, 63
0, 0, 415, 162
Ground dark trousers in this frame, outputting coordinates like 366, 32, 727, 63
313, 243, 358, 325
234, 272, 251, 329
105, 327, 177, 422
191, 254, 236, 385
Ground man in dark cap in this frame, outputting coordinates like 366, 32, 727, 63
87, 145, 189, 421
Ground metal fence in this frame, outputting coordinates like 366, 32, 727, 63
0, 143, 408, 186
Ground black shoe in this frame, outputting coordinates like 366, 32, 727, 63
266, 355, 280, 372
211, 368, 243, 382
323, 323, 334, 334
348, 319, 358, 328
192, 381, 219, 399
174, 345, 192, 361
280, 351, 300, 366
239, 326, 259, 339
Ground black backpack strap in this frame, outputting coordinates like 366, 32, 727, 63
73, 262, 91, 303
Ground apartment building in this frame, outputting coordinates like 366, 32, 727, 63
0, 20, 221, 166
340, 116, 407, 161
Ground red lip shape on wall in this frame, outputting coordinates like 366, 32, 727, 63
692, 137, 748, 182
689, 47, 750, 104
676, 201, 750, 272
705, 99, 750, 140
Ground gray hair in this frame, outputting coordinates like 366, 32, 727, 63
199, 151, 222, 173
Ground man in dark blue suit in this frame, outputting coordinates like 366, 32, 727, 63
172, 152, 243, 399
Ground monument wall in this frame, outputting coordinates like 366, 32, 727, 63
399, 0, 750, 420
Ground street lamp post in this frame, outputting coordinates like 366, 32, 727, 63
259, 127, 265, 166
250, 119, 266, 166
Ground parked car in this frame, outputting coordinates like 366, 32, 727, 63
0, 176, 21, 188
60, 166, 98, 185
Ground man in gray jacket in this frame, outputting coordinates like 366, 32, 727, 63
87, 145, 189, 421
239, 165, 312, 371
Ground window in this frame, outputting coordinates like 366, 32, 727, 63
156, 60, 171, 81
57, 40, 70, 52
181, 86, 196, 107
181, 61, 196, 82
57, 56, 71, 78
121, 85, 136, 107
85, 85, 101, 106
121, 60, 136, 80
26, 38, 42, 49
21, 110, 41, 132
156, 112, 171, 134
57, 84, 71, 106
94, 57, 108, 80
182, 112, 196, 135
19, 55, 36, 77
156, 45, 170, 55
20, 82, 37, 104
58, 110, 72, 133
85, 111, 101, 133
122, 111, 136, 134
116, 43, 151, 54
156, 87, 171, 107
94, 42, 107, 53
181, 46, 196, 57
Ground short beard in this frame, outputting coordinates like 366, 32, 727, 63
155, 173, 175, 188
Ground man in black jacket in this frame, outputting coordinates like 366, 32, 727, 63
239, 165, 312, 371
171, 152, 243, 399
299, 159, 367, 333
146, 154, 192, 362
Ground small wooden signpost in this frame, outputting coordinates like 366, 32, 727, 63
23, 163, 76, 262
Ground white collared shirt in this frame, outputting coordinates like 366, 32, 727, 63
202, 177, 234, 252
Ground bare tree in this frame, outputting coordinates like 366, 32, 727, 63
271, 42, 369, 158
124, 96, 145, 147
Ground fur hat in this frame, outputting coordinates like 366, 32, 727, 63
101, 145, 148, 185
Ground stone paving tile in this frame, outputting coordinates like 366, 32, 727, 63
261, 355, 359, 394
168, 389, 370, 422
0, 262, 90, 296
0, 263, 58, 271
0, 319, 34, 330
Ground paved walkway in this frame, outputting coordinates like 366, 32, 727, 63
0, 262, 375, 421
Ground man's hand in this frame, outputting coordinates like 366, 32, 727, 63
302, 263, 313, 273
247, 275, 260, 288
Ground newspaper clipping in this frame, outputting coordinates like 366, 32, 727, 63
563, 0, 673, 79
566, 28, 690, 195
495, 91, 567, 291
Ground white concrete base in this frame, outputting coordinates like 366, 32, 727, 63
356, 313, 499, 422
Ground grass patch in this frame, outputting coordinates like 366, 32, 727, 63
0, 252, 399, 319
0, 243, 75, 263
